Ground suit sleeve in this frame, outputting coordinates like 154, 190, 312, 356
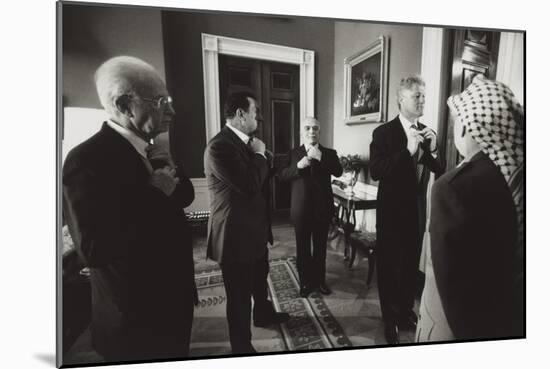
168, 166, 195, 208
63, 157, 133, 267
279, 150, 308, 181
429, 179, 471, 338
313, 149, 343, 177
421, 152, 444, 177
206, 139, 269, 196
419, 131, 445, 177
369, 128, 411, 181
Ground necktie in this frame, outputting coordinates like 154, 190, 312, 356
247, 137, 253, 148
142, 155, 154, 174
148, 144, 165, 170
410, 125, 424, 183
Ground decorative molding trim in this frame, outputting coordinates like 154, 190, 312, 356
419, 27, 446, 270
421, 27, 445, 131
496, 32, 524, 102
201, 33, 315, 143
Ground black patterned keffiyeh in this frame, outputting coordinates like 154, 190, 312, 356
447, 75, 525, 253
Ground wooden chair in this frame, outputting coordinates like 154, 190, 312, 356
348, 231, 377, 286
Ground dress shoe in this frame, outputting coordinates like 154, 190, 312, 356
384, 324, 399, 344
300, 285, 313, 298
254, 312, 290, 327
398, 311, 418, 330
318, 283, 332, 295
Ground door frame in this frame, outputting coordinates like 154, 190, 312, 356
201, 33, 315, 142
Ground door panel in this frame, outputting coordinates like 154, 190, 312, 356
271, 99, 294, 211
219, 55, 300, 214
441, 29, 500, 170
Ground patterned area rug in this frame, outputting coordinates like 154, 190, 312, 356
190, 257, 352, 356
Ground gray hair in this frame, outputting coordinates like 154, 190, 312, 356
396, 75, 425, 109
94, 56, 162, 117
302, 116, 320, 126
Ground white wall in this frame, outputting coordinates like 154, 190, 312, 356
332, 21, 424, 232
62, 4, 166, 108
497, 32, 525, 103
332, 21, 424, 160
61, 4, 191, 211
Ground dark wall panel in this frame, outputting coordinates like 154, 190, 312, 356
162, 11, 335, 178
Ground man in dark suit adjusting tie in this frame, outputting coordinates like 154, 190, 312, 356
63, 56, 197, 362
204, 91, 290, 354
369, 75, 443, 344
280, 117, 343, 297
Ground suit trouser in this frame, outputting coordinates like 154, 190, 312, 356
96, 302, 194, 363
294, 218, 330, 288
377, 233, 422, 326
220, 251, 272, 352
378, 193, 425, 326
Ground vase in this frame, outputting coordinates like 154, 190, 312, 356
345, 171, 358, 196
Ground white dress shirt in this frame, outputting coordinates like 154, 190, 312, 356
399, 114, 437, 157
304, 142, 318, 152
398, 113, 419, 132
107, 120, 153, 173
226, 123, 265, 158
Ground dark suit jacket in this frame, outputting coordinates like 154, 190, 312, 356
430, 151, 521, 339
279, 144, 343, 223
370, 116, 443, 247
63, 123, 197, 358
204, 126, 272, 264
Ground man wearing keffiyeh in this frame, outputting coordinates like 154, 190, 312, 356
416, 75, 524, 342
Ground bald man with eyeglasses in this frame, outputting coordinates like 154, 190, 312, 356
280, 117, 343, 298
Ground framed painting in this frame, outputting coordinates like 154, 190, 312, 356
344, 35, 388, 124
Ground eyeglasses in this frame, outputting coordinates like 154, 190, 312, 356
136, 95, 174, 109
141, 95, 173, 109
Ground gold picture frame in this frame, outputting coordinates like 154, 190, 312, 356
344, 35, 389, 124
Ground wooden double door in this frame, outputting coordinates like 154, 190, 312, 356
219, 54, 300, 215
439, 29, 501, 170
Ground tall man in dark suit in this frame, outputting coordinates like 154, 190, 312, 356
63, 56, 197, 362
369, 75, 443, 344
280, 117, 343, 297
204, 91, 290, 354
416, 76, 524, 341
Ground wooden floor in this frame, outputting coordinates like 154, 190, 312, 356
64, 221, 421, 365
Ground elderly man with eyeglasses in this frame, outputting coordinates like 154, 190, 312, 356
63, 56, 197, 363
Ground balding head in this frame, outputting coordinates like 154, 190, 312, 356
95, 56, 164, 118
94, 56, 174, 140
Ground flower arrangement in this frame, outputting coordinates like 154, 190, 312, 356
338, 155, 368, 194
339, 154, 367, 174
